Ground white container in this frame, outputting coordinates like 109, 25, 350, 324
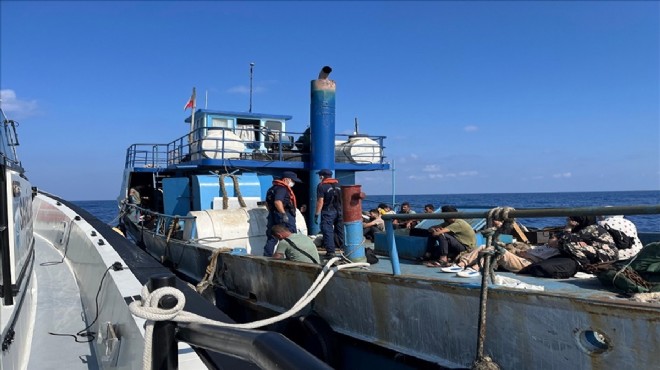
199, 130, 245, 159
183, 207, 308, 255
335, 136, 382, 164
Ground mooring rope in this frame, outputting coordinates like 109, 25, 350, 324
471, 207, 517, 370
219, 174, 229, 210
130, 257, 369, 370
219, 174, 247, 209
195, 247, 232, 295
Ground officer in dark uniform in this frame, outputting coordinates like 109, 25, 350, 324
263, 171, 302, 256
314, 169, 344, 259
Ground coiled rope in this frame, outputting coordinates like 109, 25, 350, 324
129, 257, 369, 370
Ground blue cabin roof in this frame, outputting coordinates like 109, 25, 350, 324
184, 109, 293, 123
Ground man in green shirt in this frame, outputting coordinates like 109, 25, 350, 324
271, 224, 320, 264
424, 205, 476, 267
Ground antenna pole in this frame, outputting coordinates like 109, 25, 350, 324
249, 62, 255, 112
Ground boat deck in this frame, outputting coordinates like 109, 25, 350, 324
352, 252, 638, 302
29, 235, 99, 369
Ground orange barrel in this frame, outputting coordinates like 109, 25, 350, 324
341, 185, 365, 223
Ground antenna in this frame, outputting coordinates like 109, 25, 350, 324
354, 117, 359, 135
249, 62, 255, 113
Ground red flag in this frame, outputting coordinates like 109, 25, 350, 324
184, 87, 196, 111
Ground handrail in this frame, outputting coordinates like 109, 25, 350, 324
123, 202, 196, 221
122, 202, 196, 239
124, 125, 388, 169
381, 204, 660, 221
380, 204, 660, 276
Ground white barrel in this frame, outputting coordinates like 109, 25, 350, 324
183, 207, 308, 255
335, 136, 381, 164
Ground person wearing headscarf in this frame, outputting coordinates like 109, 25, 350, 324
554, 215, 618, 268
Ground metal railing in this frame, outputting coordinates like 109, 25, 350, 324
122, 202, 197, 240
380, 204, 660, 275
124, 126, 387, 169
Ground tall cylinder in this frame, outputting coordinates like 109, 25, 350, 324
149, 274, 178, 370
309, 66, 336, 234
342, 185, 366, 262
341, 185, 365, 222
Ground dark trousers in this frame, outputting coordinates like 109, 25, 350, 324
363, 226, 381, 242
320, 209, 344, 254
264, 211, 296, 257
427, 233, 467, 261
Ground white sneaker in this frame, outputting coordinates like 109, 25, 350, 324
440, 264, 463, 273
456, 267, 480, 278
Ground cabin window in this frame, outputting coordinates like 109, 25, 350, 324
236, 118, 261, 149
199, 117, 234, 140
211, 118, 232, 128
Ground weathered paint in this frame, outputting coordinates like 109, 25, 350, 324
216, 253, 660, 370
341, 184, 364, 223
344, 220, 366, 262
309, 66, 336, 234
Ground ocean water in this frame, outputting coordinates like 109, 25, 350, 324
73, 190, 660, 232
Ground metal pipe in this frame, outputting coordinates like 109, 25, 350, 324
309, 66, 336, 234
342, 185, 366, 262
381, 204, 660, 221
149, 274, 178, 370
249, 62, 255, 113
384, 220, 401, 275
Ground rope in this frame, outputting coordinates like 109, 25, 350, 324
231, 174, 247, 208
195, 247, 232, 295
219, 174, 229, 210
161, 217, 179, 263
129, 257, 369, 370
470, 207, 512, 370
219, 174, 247, 209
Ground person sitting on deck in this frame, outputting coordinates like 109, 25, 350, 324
377, 203, 395, 215
423, 204, 435, 214
393, 202, 417, 229
423, 205, 477, 268
598, 214, 643, 261
271, 224, 320, 264
440, 221, 561, 277
363, 209, 385, 242
516, 216, 618, 279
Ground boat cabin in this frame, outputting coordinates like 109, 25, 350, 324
121, 108, 389, 227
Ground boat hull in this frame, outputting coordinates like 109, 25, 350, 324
213, 253, 660, 370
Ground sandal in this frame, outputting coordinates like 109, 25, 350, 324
424, 261, 442, 267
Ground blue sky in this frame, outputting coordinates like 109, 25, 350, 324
1, 1, 658, 201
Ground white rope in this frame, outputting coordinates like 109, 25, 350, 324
129, 257, 369, 370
